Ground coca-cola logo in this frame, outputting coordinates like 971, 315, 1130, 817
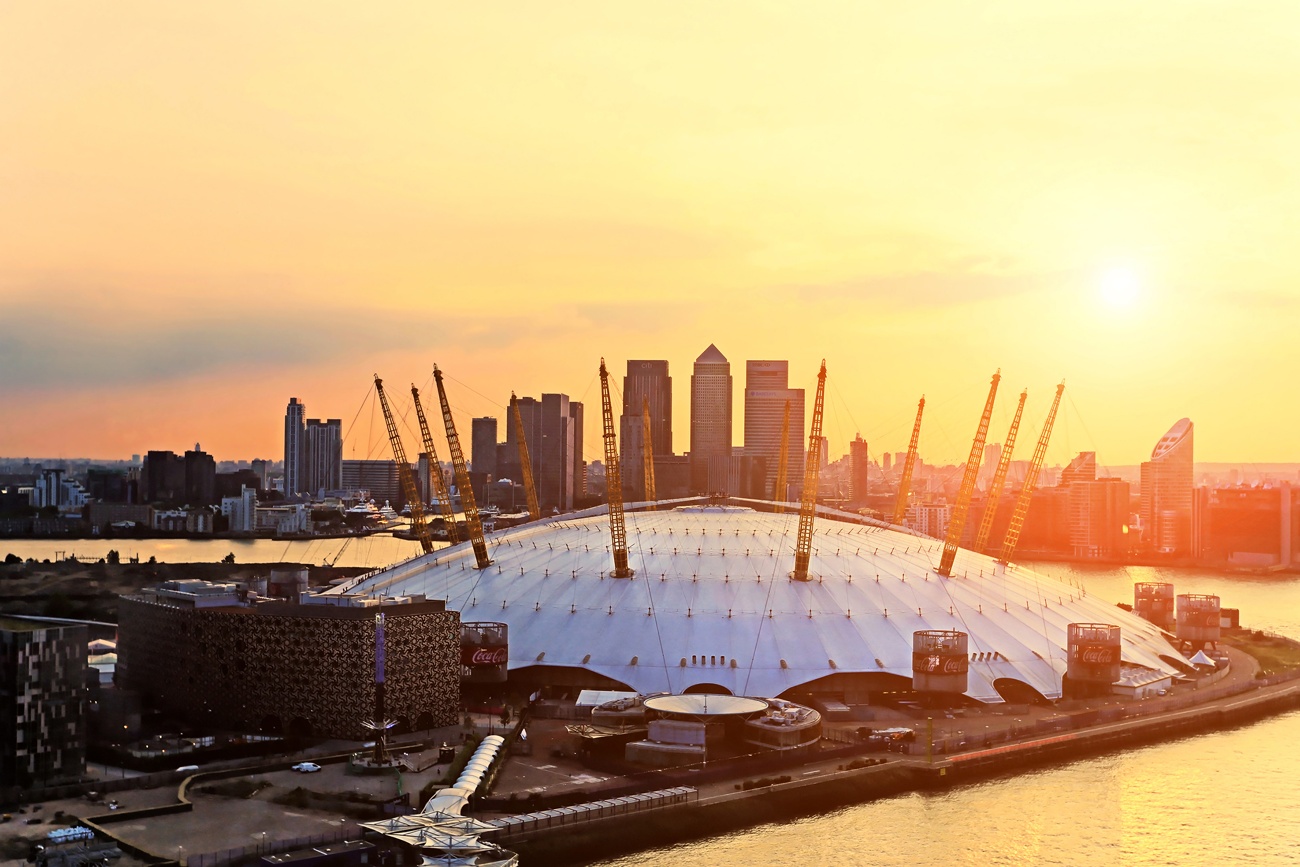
916, 654, 967, 674
463, 646, 508, 666
1079, 646, 1117, 664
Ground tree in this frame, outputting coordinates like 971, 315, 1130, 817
222, 552, 236, 564
106, 550, 120, 565
3, 553, 20, 565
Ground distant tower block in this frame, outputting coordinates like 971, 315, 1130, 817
1134, 582, 1176, 632
460, 621, 509, 684
1066, 623, 1122, 698
1176, 594, 1221, 649
912, 630, 969, 694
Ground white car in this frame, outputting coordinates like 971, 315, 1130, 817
291, 762, 322, 773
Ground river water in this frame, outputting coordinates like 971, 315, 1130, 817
6, 539, 1298, 863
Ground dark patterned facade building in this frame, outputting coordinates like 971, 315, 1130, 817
117, 582, 459, 739
1, 617, 87, 789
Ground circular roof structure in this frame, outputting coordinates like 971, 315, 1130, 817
643, 694, 769, 717
335, 500, 1184, 703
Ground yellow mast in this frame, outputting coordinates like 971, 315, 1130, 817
773, 399, 791, 513
373, 376, 432, 555
432, 365, 491, 569
938, 371, 1001, 577
792, 361, 827, 582
599, 359, 633, 577
510, 392, 541, 522
972, 389, 1028, 554
999, 382, 1065, 564
411, 384, 459, 544
641, 396, 657, 509
891, 397, 925, 525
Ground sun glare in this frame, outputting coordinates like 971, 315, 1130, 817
1099, 267, 1141, 310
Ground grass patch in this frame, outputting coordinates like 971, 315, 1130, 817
1223, 630, 1300, 674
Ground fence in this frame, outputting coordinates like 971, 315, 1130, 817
487, 787, 698, 841
185, 827, 361, 867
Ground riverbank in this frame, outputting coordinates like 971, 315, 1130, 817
505, 671, 1300, 866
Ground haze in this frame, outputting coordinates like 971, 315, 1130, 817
3, 3, 1298, 465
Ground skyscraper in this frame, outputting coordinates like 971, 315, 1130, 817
620, 360, 672, 501
284, 398, 305, 497
689, 345, 732, 493
1060, 452, 1097, 487
743, 360, 805, 500
304, 418, 343, 496
1140, 419, 1194, 555
507, 394, 582, 512
472, 417, 498, 478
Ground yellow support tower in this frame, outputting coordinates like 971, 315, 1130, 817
773, 400, 791, 513
432, 366, 491, 569
792, 361, 827, 582
510, 393, 541, 522
411, 384, 459, 544
891, 397, 925, 525
972, 389, 1028, 554
999, 382, 1065, 564
938, 372, 1001, 577
641, 396, 657, 509
599, 359, 633, 578
373, 376, 432, 555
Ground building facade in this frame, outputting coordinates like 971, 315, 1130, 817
1, 618, 87, 789
849, 435, 869, 504
342, 460, 403, 506
472, 417, 498, 479
1140, 419, 1194, 555
284, 398, 306, 497
689, 345, 733, 494
117, 584, 459, 739
743, 361, 805, 501
304, 419, 343, 496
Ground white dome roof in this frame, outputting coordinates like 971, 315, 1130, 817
338, 502, 1181, 702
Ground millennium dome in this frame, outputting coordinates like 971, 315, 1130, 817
330, 500, 1184, 703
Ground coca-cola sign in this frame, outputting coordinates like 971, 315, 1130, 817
915, 653, 967, 674
1077, 645, 1118, 665
462, 645, 508, 667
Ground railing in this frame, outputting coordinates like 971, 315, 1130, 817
487, 787, 698, 840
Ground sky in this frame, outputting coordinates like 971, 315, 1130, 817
3, 2, 1299, 470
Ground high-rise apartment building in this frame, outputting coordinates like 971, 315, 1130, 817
284, 398, 306, 497
183, 445, 216, 505
849, 435, 869, 503
1068, 477, 1130, 558
743, 360, 805, 500
1140, 419, 1194, 555
689, 345, 733, 494
472, 418, 499, 479
303, 419, 342, 496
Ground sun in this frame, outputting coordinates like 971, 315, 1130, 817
1099, 266, 1141, 310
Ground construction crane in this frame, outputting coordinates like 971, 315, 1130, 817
510, 392, 541, 521
599, 359, 633, 578
373, 376, 432, 555
641, 396, 657, 508
999, 382, 1065, 564
411, 384, 459, 544
792, 361, 827, 582
972, 389, 1028, 554
891, 397, 925, 525
938, 371, 1001, 577
773, 400, 791, 513
432, 365, 491, 569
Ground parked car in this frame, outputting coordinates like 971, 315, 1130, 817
291, 762, 322, 773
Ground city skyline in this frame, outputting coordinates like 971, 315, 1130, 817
5, 4, 1300, 466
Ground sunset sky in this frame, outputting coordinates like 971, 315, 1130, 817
3, 3, 1299, 469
